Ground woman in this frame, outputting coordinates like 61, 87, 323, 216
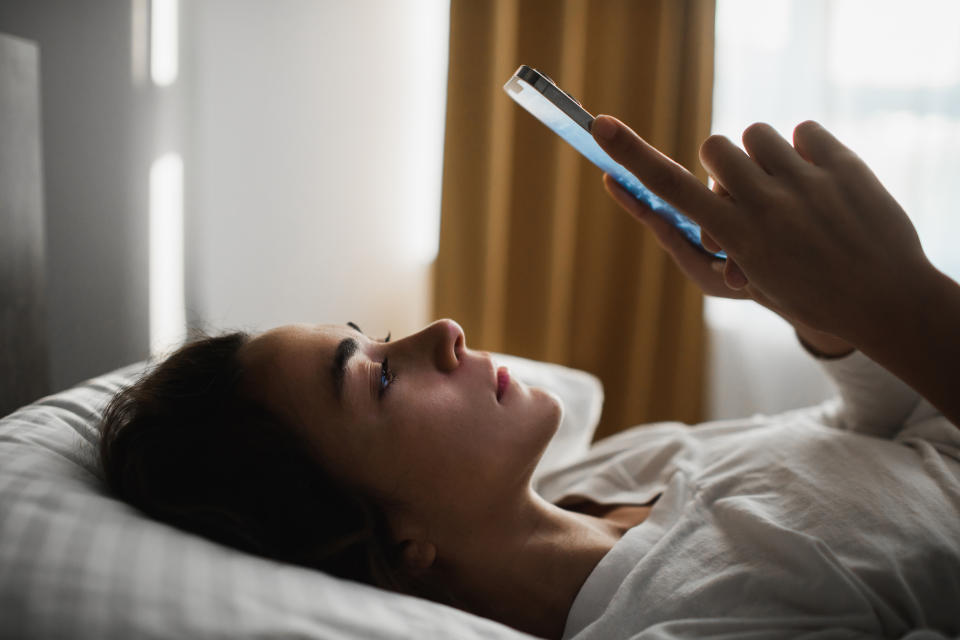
100, 318, 642, 638
100, 119, 960, 639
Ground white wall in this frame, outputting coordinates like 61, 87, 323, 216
184, 0, 449, 339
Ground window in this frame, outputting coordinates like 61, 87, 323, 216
706, 0, 960, 418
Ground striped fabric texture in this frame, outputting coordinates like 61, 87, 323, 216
0, 356, 602, 639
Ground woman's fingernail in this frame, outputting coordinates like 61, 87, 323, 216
592, 116, 616, 141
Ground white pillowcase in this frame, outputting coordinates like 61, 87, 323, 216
0, 354, 603, 639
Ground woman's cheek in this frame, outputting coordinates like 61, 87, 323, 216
416, 385, 475, 426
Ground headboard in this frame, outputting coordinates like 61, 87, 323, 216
0, 32, 49, 415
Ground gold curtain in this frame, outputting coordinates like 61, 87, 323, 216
434, 0, 715, 439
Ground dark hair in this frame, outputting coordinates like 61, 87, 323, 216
98, 333, 440, 600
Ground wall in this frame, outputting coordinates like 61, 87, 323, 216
0, 0, 449, 393
184, 0, 449, 340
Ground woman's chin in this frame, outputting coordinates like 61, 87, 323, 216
528, 387, 564, 436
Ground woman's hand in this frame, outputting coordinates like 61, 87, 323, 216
592, 115, 960, 429
601, 174, 750, 301
591, 116, 936, 349
602, 154, 854, 358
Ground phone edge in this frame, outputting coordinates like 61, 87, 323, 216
510, 66, 595, 133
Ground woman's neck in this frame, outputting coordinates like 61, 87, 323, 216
431, 489, 637, 640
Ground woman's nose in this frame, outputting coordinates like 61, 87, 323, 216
429, 319, 464, 372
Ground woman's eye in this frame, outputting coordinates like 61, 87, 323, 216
379, 357, 396, 397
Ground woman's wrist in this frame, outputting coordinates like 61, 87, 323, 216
794, 324, 856, 359
850, 256, 945, 356
850, 261, 960, 427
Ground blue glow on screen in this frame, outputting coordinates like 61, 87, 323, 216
505, 77, 725, 259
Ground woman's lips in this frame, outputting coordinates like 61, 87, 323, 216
496, 366, 510, 402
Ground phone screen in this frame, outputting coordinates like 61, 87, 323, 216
504, 68, 725, 259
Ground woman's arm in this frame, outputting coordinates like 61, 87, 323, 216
853, 264, 960, 426
592, 116, 959, 427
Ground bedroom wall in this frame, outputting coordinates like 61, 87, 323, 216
0, 1, 154, 392
0, 1, 449, 394
183, 0, 449, 341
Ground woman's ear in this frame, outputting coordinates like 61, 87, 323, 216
399, 540, 436, 574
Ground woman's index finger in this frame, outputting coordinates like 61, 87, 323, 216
592, 115, 739, 248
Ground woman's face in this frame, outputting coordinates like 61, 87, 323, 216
238, 319, 562, 523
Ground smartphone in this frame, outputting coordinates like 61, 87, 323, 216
503, 65, 725, 259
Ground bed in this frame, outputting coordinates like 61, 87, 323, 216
0, 353, 604, 639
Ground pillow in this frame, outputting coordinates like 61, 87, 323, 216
0, 354, 603, 639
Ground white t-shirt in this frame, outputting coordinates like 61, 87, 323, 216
535, 349, 960, 639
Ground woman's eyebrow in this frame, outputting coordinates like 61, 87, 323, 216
331, 337, 360, 404
346, 321, 389, 343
